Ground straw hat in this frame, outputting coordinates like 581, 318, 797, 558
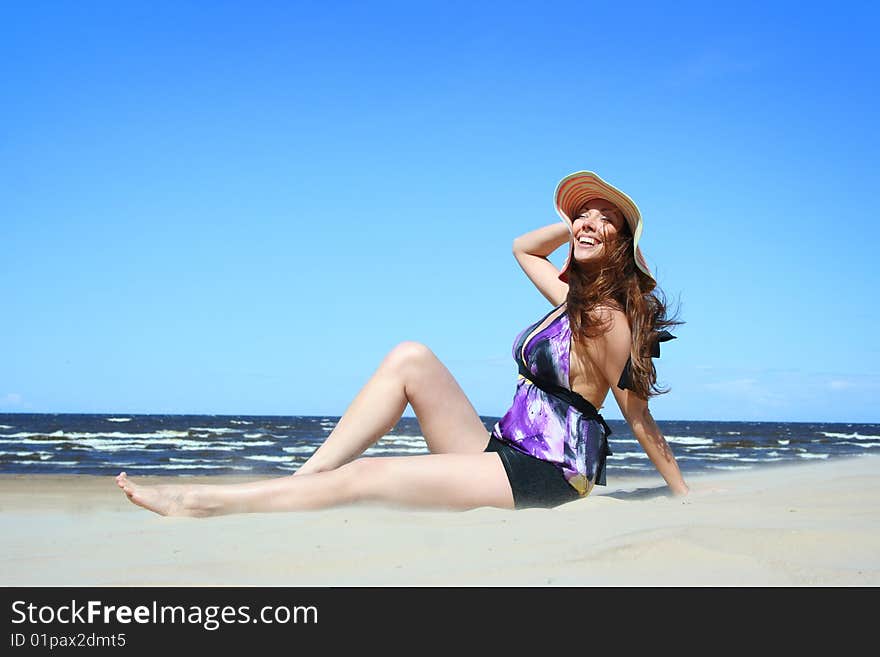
554, 171, 653, 283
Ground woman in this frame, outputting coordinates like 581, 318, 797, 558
115, 170, 689, 516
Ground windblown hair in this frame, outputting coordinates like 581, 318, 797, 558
566, 219, 683, 400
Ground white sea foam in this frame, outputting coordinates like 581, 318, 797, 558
797, 453, 829, 459
106, 418, 131, 422
1, 451, 53, 459
777, 439, 790, 445
0, 430, 190, 440
608, 452, 650, 460
725, 431, 742, 435
132, 464, 254, 471
176, 445, 244, 452
386, 434, 426, 442
53, 438, 249, 452
189, 427, 244, 434
821, 432, 880, 441
282, 446, 316, 454
0, 432, 57, 439
665, 435, 715, 446
230, 420, 253, 425
87, 430, 191, 439
81, 437, 241, 450
0, 425, 15, 429
364, 446, 429, 455
384, 438, 426, 448
4, 431, 275, 452
675, 454, 745, 461
706, 464, 754, 471
244, 455, 296, 463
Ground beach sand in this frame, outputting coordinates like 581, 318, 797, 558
1, 455, 878, 586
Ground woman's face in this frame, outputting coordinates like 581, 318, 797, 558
570, 198, 627, 265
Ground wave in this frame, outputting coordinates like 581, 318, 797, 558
0, 430, 190, 440
665, 435, 715, 446
8, 458, 60, 465
363, 446, 429, 455
188, 427, 244, 434
608, 452, 651, 460
0, 451, 53, 460
821, 432, 880, 441
244, 455, 296, 463
106, 418, 131, 423
383, 438, 426, 448
125, 464, 255, 471
0, 430, 276, 451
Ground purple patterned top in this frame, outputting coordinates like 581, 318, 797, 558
491, 303, 611, 496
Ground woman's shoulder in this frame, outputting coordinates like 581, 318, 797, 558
589, 303, 631, 339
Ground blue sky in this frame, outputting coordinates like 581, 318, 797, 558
2, 1, 878, 422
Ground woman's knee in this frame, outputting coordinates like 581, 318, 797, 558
337, 458, 389, 503
383, 341, 434, 376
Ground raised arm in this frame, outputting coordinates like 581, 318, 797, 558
596, 309, 690, 496
512, 222, 571, 307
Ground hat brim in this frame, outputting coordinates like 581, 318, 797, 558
554, 171, 652, 282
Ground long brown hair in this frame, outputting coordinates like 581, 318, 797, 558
566, 219, 683, 400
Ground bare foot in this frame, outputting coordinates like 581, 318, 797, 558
114, 472, 205, 517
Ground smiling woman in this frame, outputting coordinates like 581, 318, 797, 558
505, 170, 687, 504
115, 170, 688, 517
571, 201, 625, 256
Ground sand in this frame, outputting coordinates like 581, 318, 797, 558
1, 455, 878, 586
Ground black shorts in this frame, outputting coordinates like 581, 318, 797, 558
484, 436, 581, 510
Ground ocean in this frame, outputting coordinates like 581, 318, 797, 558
0, 413, 878, 478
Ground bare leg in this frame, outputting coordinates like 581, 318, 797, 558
114, 452, 514, 517
295, 341, 491, 476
